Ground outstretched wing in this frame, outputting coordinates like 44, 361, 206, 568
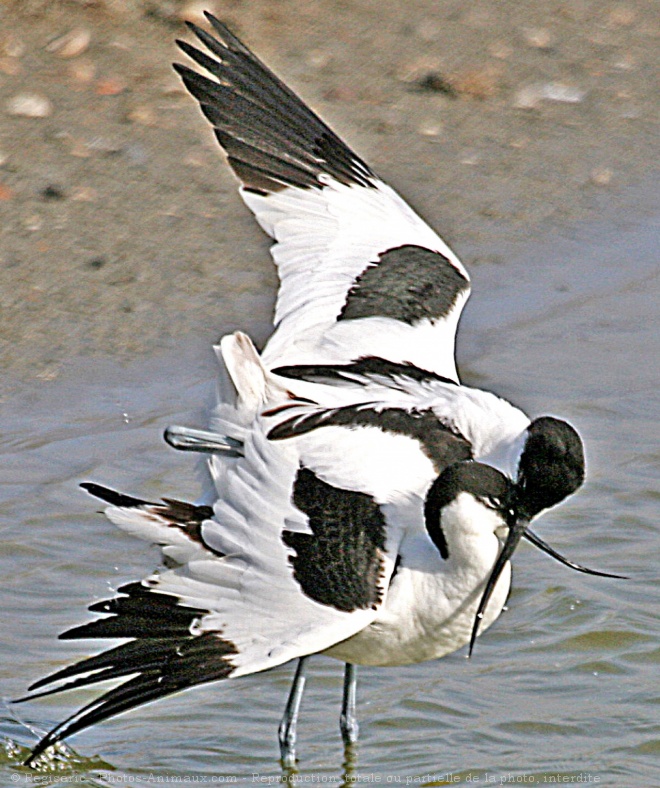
21, 425, 401, 764
174, 15, 469, 379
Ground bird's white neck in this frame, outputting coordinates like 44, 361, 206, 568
439, 493, 504, 574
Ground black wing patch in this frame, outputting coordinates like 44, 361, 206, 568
174, 14, 375, 194
19, 582, 237, 766
269, 405, 472, 474
273, 356, 458, 387
339, 245, 469, 324
284, 468, 387, 612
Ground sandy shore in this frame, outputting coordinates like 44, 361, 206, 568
0, 0, 657, 394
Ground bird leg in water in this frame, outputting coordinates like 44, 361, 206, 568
340, 663, 359, 745
278, 656, 308, 768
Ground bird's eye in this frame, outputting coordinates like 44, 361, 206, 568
484, 496, 501, 510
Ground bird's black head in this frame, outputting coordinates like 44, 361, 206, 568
424, 462, 516, 560
427, 453, 623, 659
426, 462, 515, 516
516, 416, 585, 520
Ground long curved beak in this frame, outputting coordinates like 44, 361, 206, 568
523, 528, 628, 579
468, 521, 628, 657
468, 517, 529, 657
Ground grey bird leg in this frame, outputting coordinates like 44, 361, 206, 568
278, 656, 308, 767
340, 662, 359, 745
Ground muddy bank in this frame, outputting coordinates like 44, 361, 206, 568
0, 0, 657, 394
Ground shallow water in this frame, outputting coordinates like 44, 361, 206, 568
1, 182, 658, 785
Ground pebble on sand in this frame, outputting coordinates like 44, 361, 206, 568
95, 77, 126, 96
71, 185, 98, 202
6, 93, 53, 118
418, 120, 443, 137
590, 167, 613, 186
46, 27, 91, 59
0, 57, 21, 76
1, 34, 26, 58
67, 59, 97, 84
514, 82, 586, 109
22, 214, 43, 232
521, 27, 555, 49
126, 105, 158, 126
489, 41, 513, 59
606, 6, 637, 27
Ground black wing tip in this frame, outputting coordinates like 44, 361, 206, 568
266, 420, 301, 442
185, 18, 204, 34
171, 61, 187, 84
23, 736, 60, 768
172, 14, 375, 191
202, 11, 235, 39
173, 47, 197, 69
272, 358, 457, 388
21, 633, 239, 766
272, 364, 315, 380
183, 15, 220, 41
203, 10, 223, 27
178, 14, 244, 60
80, 482, 151, 509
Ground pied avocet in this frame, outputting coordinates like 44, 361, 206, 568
21, 336, 621, 767
21, 17, 623, 768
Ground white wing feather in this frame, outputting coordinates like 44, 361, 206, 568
244, 179, 468, 376
117, 425, 400, 678
175, 19, 470, 380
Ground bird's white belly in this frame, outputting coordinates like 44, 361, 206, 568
323, 562, 511, 667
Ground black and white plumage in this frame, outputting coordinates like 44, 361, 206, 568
21, 337, 525, 765
21, 336, 620, 767
21, 16, 624, 768
163, 14, 583, 514
265, 359, 585, 519
173, 15, 469, 380
169, 13, 597, 561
